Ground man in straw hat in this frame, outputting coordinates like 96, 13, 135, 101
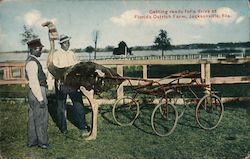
52, 34, 89, 137
25, 39, 52, 149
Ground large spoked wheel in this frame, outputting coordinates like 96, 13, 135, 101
195, 94, 224, 130
112, 96, 140, 126
151, 102, 178, 137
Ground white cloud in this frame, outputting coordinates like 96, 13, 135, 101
190, 7, 245, 27
235, 16, 245, 24
24, 9, 41, 26
22, 10, 57, 28
111, 9, 171, 27
211, 7, 237, 25
111, 9, 141, 26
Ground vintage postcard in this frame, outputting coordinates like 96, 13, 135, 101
0, 0, 249, 159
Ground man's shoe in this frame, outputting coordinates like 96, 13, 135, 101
80, 129, 89, 137
27, 144, 37, 148
61, 130, 68, 135
85, 125, 90, 132
38, 144, 52, 150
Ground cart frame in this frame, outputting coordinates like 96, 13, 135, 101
109, 71, 224, 136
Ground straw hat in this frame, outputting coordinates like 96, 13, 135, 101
59, 34, 71, 43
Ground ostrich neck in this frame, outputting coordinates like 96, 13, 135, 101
46, 39, 68, 79
47, 40, 55, 68
50, 40, 55, 51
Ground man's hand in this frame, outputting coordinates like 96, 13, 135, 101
39, 101, 46, 108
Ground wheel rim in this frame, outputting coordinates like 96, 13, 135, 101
196, 94, 224, 130
151, 102, 178, 136
113, 96, 140, 126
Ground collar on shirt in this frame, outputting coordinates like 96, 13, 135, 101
59, 48, 66, 52
29, 55, 39, 60
59, 47, 72, 53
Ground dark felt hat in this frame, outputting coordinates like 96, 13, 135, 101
27, 39, 44, 48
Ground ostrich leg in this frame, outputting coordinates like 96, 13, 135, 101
79, 86, 98, 140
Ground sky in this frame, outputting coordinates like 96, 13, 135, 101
0, 0, 249, 52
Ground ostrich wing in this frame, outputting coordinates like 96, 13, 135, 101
48, 65, 71, 80
63, 62, 123, 94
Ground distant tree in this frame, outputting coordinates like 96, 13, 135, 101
72, 48, 83, 53
92, 30, 101, 59
43, 49, 49, 53
20, 25, 38, 46
85, 45, 94, 60
153, 29, 171, 56
105, 45, 115, 52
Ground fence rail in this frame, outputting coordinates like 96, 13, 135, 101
1, 55, 250, 103
83, 53, 246, 61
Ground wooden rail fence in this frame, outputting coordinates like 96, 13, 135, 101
1, 57, 250, 103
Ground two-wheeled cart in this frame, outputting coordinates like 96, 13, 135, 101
110, 71, 224, 136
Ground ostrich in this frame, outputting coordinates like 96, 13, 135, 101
42, 21, 123, 140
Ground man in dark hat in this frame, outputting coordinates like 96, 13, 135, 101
25, 39, 51, 149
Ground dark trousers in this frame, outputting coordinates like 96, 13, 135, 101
55, 80, 87, 132
27, 86, 48, 146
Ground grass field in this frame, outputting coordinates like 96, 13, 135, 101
0, 98, 249, 159
0, 64, 250, 158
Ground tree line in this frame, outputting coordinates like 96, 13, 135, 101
19, 25, 249, 57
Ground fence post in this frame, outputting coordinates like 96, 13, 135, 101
201, 62, 211, 93
143, 65, 147, 79
4, 67, 11, 79
117, 65, 124, 99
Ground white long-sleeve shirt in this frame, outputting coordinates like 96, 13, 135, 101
25, 55, 44, 102
52, 48, 79, 68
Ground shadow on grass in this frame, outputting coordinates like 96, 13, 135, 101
136, 104, 202, 135
224, 100, 250, 109
99, 105, 118, 126
47, 97, 250, 138
100, 103, 200, 136
176, 106, 201, 130
224, 100, 250, 121
47, 94, 58, 125
132, 104, 158, 136
99, 103, 158, 136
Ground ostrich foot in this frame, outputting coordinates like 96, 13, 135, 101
85, 134, 97, 141
81, 131, 91, 137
